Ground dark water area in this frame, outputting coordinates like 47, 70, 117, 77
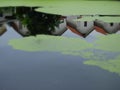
0, 26, 120, 90
1, 47, 120, 90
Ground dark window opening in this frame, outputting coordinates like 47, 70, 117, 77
84, 21, 87, 27
110, 23, 114, 26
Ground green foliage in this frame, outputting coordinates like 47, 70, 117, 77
15, 7, 62, 36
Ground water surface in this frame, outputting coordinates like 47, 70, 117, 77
0, 26, 120, 90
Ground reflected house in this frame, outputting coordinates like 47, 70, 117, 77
0, 20, 31, 37
0, 6, 120, 38
65, 16, 120, 37
0, 7, 29, 37
103, 22, 120, 34
41, 15, 120, 37
51, 16, 85, 37
0, 6, 66, 37
51, 19, 67, 35
76, 21, 94, 37
66, 16, 94, 38
0, 12, 8, 36
52, 16, 95, 38
8, 17, 67, 37
50, 16, 88, 37
94, 19, 120, 34
1, 15, 120, 38
0, 19, 31, 37
0, 24, 7, 36
0, 7, 9, 36
7, 21, 31, 37
66, 16, 84, 37
94, 20, 108, 35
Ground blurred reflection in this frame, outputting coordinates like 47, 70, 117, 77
0, 6, 65, 36
0, 6, 120, 38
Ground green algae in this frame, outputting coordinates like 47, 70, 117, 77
9, 35, 93, 52
62, 50, 94, 59
35, 1, 120, 15
95, 34, 120, 52
84, 55, 120, 75
0, 0, 120, 16
75, 17, 120, 22
9, 34, 120, 75
83, 34, 120, 75
0, 0, 54, 7
95, 17, 120, 22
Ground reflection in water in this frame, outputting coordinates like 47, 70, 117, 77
0, 6, 63, 36
15, 7, 62, 35
0, 6, 120, 38
0, 24, 7, 36
0, 6, 120, 90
